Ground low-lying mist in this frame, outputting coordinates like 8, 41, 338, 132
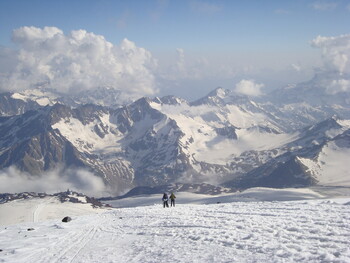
0, 166, 111, 197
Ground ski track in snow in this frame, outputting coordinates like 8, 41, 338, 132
32, 197, 55, 223
1, 199, 350, 263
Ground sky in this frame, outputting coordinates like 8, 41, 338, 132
0, 0, 350, 100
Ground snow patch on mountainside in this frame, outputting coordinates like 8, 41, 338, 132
150, 101, 296, 164
317, 145, 350, 185
52, 113, 123, 155
11, 88, 59, 106
235, 128, 297, 152
151, 101, 272, 129
337, 119, 350, 128
298, 141, 350, 186
192, 129, 297, 165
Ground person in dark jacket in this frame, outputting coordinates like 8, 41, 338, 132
162, 193, 169, 208
170, 192, 176, 207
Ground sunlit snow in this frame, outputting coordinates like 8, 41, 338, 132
1, 188, 349, 263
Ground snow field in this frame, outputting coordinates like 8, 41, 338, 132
1, 198, 350, 263
115, 201, 350, 263
150, 102, 298, 165
52, 113, 124, 155
299, 141, 350, 187
0, 196, 104, 226
107, 188, 326, 208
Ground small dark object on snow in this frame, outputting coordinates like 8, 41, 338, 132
0, 249, 3, 252
217, 202, 221, 204
27, 228, 35, 231
62, 216, 72, 222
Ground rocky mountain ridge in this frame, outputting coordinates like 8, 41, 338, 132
0, 190, 105, 207
0, 82, 349, 195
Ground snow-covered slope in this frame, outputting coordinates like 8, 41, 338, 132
222, 117, 350, 189
106, 187, 326, 208
0, 92, 41, 116
0, 191, 106, 226
0, 87, 129, 116
0, 188, 349, 263
150, 91, 288, 165
298, 126, 350, 186
10, 88, 65, 106
0, 196, 105, 226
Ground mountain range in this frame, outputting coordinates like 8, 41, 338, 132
0, 74, 349, 196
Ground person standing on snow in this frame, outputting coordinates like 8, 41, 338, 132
170, 192, 176, 207
162, 193, 169, 208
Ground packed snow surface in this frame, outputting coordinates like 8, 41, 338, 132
0, 196, 104, 226
1, 188, 350, 262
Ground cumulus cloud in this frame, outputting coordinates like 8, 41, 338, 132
0, 166, 110, 197
327, 79, 350, 94
234, 79, 264, 97
311, 34, 350, 94
0, 26, 157, 97
312, 34, 350, 75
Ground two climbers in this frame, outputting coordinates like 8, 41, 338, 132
162, 192, 176, 208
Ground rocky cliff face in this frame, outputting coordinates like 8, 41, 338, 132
0, 93, 41, 116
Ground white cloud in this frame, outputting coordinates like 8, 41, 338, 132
0, 166, 110, 197
234, 79, 264, 97
312, 34, 350, 75
312, 35, 350, 74
327, 79, 350, 93
0, 26, 157, 97
311, 1, 338, 10
309, 34, 350, 94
